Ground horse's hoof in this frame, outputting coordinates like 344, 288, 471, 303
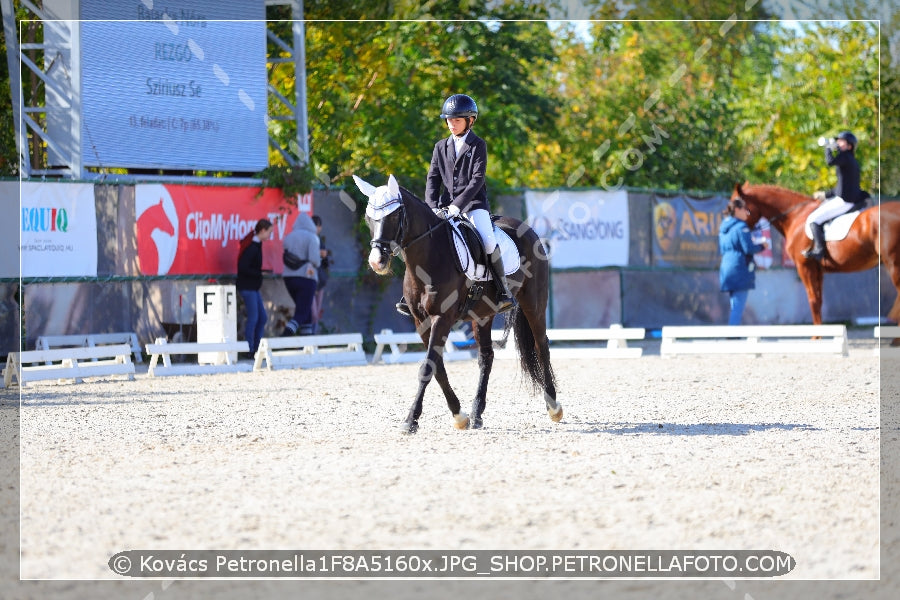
453, 413, 469, 430
468, 417, 483, 430
400, 420, 419, 435
548, 404, 563, 422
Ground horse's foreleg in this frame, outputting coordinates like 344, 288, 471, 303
883, 253, 900, 325
404, 317, 465, 433
469, 319, 496, 429
797, 263, 825, 325
431, 355, 467, 430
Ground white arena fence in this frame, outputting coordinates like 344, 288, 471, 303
660, 325, 848, 357
145, 338, 251, 377
492, 324, 646, 359
4, 344, 135, 387
253, 334, 367, 370
36, 332, 144, 364
874, 326, 900, 357
372, 329, 474, 365
5, 324, 870, 386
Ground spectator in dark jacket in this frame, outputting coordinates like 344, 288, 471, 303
719, 199, 768, 325
237, 219, 273, 354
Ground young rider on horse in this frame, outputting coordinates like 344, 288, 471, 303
396, 94, 515, 316
803, 131, 864, 261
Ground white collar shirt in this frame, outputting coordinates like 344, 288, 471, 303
452, 131, 469, 156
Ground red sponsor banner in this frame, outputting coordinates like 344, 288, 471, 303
135, 184, 310, 276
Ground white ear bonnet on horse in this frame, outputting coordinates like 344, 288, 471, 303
354, 174, 403, 221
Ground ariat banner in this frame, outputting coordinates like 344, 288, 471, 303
135, 184, 306, 276
652, 195, 729, 268
525, 189, 629, 268
21, 182, 98, 277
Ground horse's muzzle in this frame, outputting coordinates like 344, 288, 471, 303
368, 247, 390, 274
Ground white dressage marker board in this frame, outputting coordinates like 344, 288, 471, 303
372, 329, 475, 365
492, 325, 645, 359
874, 326, 900, 357
254, 334, 367, 370
661, 325, 848, 357
145, 338, 251, 377
36, 332, 144, 363
4, 344, 135, 388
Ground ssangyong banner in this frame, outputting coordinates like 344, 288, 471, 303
21, 182, 98, 277
525, 189, 629, 268
652, 195, 729, 268
135, 184, 307, 276
79, 1, 267, 171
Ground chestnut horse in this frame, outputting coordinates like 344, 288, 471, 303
731, 182, 900, 324
354, 174, 562, 434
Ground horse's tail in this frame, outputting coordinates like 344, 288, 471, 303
504, 305, 556, 396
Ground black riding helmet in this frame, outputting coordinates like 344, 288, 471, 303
440, 94, 478, 119
836, 131, 857, 149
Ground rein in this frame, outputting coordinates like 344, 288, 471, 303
368, 196, 449, 256
763, 198, 814, 225
401, 217, 449, 251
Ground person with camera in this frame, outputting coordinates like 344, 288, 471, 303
281, 212, 320, 336
803, 131, 864, 261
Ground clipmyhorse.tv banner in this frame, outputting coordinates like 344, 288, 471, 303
525, 189, 629, 268
21, 182, 98, 277
135, 184, 310, 276
652, 195, 728, 268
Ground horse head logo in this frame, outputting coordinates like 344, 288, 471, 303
653, 201, 677, 253
136, 184, 178, 275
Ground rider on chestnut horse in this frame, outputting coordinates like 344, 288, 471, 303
803, 131, 866, 261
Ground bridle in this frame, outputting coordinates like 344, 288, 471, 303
368, 197, 405, 257
368, 193, 449, 257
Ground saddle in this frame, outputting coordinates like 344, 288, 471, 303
805, 195, 869, 242
448, 216, 520, 282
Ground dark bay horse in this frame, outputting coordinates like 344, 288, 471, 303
354, 174, 562, 434
732, 182, 900, 324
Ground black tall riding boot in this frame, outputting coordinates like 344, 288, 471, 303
802, 222, 826, 261
488, 247, 515, 312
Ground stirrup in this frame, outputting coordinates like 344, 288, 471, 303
802, 247, 824, 261
396, 298, 412, 317
494, 293, 516, 313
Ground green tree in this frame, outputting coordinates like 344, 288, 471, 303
268, 1, 558, 196
735, 21, 879, 194
524, 18, 766, 192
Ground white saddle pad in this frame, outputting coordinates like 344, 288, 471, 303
804, 210, 861, 241
449, 221, 520, 282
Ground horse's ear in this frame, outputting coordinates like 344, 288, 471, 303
353, 174, 377, 197
387, 174, 400, 197
733, 181, 745, 196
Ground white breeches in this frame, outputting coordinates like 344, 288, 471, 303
463, 208, 498, 254
806, 196, 854, 225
